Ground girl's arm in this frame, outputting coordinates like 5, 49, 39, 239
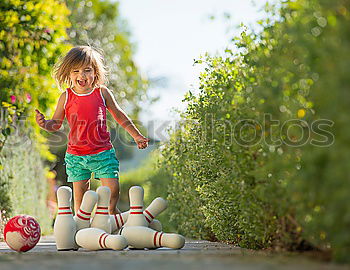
101, 86, 149, 149
35, 92, 66, 132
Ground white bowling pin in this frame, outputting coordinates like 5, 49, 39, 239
76, 228, 127, 251
74, 190, 98, 231
54, 186, 78, 251
149, 219, 162, 232
110, 211, 129, 234
119, 226, 185, 249
124, 186, 148, 227
91, 186, 112, 233
143, 197, 167, 224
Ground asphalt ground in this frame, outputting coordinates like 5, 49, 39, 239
0, 236, 347, 270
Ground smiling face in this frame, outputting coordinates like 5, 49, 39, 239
53, 46, 108, 91
69, 65, 96, 93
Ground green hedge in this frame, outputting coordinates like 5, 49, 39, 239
155, 0, 350, 262
0, 133, 52, 237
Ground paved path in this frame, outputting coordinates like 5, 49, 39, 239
0, 236, 347, 270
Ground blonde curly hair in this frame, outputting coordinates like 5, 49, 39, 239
52, 45, 109, 91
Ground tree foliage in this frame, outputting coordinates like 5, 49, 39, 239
0, 0, 71, 160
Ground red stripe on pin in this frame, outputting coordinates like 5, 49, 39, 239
99, 233, 107, 248
130, 206, 143, 209
115, 214, 120, 228
130, 212, 143, 214
97, 207, 108, 210
79, 209, 91, 216
120, 214, 125, 226
159, 232, 164, 246
103, 234, 108, 249
145, 210, 154, 219
77, 214, 90, 221
58, 212, 72, 215
96, 212, 109, 215
59, 207, 70, 210
145, 216, 151, 223
153, 232, 158, 247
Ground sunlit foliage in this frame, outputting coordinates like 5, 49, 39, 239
158, 0, 350, 261
0, 0, 71, 159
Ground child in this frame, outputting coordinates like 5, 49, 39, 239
35, 45, 149, 215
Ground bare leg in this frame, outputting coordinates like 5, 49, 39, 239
72, 180, 90, 214
100, 178, 120, 215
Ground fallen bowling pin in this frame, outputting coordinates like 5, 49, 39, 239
149, 219, 162, 232
124, 186, 148, 227
76, 228, 127, 251
91, 186, 112, 233
144, 197, 167, 224
74, 190, 98, 231
119, 226, 185, 249
54, 186, 78, 251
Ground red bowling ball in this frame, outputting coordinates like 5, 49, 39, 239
4, 215, 41, 252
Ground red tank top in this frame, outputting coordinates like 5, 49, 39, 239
64, 87, 112, 155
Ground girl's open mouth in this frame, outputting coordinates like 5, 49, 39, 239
77, 80, 87, 87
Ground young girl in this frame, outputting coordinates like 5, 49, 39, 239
35, 45, 149, 215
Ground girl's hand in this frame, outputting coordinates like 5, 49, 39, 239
35, 109, 46, 129
134, 135, 150, 149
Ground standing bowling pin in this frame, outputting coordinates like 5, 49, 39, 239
110, 211, 129, 234
91, 186, 112, 233
54, 186, 78, 251
119, 226, 185, 249
124, 186, 148, 227
74, 190, 98, 231
76, 228, 127, 250
143, 197, 167, 224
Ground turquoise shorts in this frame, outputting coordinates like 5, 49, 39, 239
64, 148, 119, 182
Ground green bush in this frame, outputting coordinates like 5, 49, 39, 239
156, 0, 350, 262
0, 132, 52, 237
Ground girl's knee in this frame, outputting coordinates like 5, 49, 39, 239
73, 179, 90, 190
101, 178, 119, 194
